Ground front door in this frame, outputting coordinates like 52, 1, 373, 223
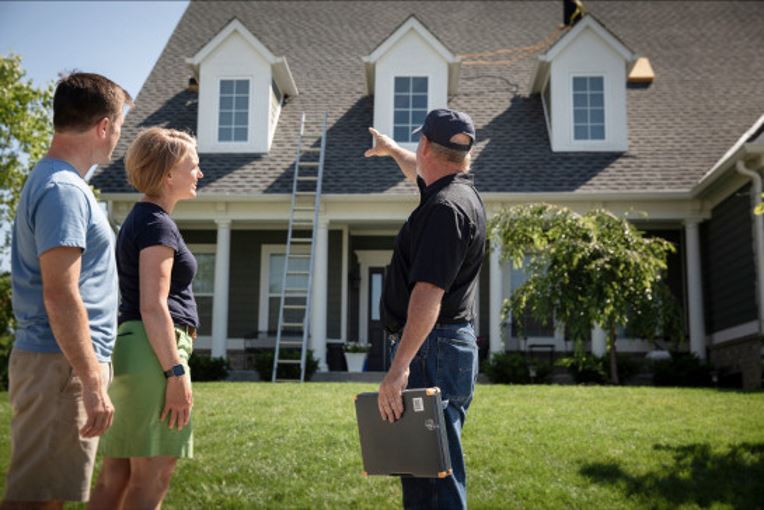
366, 267, 386, 371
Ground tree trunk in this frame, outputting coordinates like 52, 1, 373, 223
608, 322, 620, 385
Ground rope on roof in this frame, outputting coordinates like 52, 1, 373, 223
459, 26, 566, 67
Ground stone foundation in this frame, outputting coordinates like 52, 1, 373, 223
709, 336, 763, 390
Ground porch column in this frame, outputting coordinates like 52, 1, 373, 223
685, 220, 707, 360
591, 325, 607, 357
311, 219, 329, 371
489, 244, 503, 354
211, 219, 231, 359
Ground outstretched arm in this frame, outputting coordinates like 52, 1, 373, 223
365, 127, 417, 183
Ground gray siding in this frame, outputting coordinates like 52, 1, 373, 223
181, 229, 343, 338
701, 184, 758, 333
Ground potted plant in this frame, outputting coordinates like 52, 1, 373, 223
343, 342, 370, 372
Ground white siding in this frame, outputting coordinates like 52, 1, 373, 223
268, 84, 282, 147
374, 29, 449, 151
549, 27, 628, 152
197, 31, 272, 153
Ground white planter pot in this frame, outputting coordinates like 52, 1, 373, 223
344, 352, 367, 372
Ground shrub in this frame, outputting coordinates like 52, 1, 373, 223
557, 351, 607, 384
652, 353, 714, 387
254, 349, 319, 381
611, 354, 643, 385
0, 334, 12, 391
188, 353, 229, 382
483, 352, 551, 384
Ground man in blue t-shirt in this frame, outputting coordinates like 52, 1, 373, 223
2, 73, 132, 507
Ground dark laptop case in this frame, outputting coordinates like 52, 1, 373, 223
354, 387, 452, 478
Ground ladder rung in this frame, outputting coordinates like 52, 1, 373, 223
295, 191, 315, 196
302, 147, 321, 152
297, 176, 318, 181
288, 254, 310, 259
281, 322, 304, 328
299, 162, 320, 168
284, 289, 308, 294
291, 238, 312, 243
278, 340, 304, 346
276, 359, 301, 365
283, 304, 306, 309
287, 271, 310, 276
291, 220, 313, 226
293, 207, 314, 212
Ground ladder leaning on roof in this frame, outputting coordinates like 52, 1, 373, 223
271, 112, 328, 382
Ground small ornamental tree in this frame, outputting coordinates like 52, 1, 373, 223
0, 54, 53, 252
490, 204, 682, 384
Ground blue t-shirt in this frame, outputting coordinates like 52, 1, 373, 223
11, 158, 118, 362
117, 202, 199, 329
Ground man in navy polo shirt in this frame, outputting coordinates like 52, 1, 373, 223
366, 109, 486, 509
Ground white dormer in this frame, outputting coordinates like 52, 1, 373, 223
531, 16, 636, 152
186, 18, 298, 153
363, 16, 461, 150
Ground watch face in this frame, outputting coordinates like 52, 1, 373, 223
172, 364, 186, 377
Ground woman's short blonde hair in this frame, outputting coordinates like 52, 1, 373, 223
125, 127, 197, 196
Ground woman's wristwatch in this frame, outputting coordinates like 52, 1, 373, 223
164, 364, 186, 378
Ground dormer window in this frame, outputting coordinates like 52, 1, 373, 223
186, 18, 298, 153
363, 16, 461, 149
393, 77, 428, 143
530, 16, 635, 152
218, 79, 250, 143
572, 76, 605, 141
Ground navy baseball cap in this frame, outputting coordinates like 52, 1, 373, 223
412, 108, 475, 151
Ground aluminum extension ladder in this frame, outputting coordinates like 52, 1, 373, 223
271, 112, 327, 382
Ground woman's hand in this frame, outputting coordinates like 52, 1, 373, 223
160, 374, 193, 431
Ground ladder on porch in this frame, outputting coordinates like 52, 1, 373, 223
271, 112, 328, 382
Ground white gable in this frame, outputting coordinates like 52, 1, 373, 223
186, 19, 296, 153
532, 16, 636, 153
364, 16, 460, 149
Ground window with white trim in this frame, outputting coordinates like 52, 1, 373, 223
218, 79, 249, 142
259, 245, 310, 335
572, 76, 605, 141
393, 76, 428, 143
189, 244, 216, 336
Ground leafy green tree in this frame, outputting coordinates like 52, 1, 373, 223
490, 204, 682, 384
0, 54, 53, 252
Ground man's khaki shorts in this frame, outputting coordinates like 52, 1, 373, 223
4, 349, 112, 502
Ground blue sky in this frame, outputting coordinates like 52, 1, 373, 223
0, 1, 189, 270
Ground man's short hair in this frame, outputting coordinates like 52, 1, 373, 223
429, 139, 471, 166
125, 127, 196, 197
53, 72, 133, 132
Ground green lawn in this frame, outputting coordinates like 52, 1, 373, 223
0, 384, 762, 509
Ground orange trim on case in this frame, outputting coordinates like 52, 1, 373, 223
426, 387, 441, 396
438, 469, 453, 479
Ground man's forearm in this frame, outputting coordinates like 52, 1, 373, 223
44, 291, 103, 386
390, 283, 443, 370
389, 145, 417, 182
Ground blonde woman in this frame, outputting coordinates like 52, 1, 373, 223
90, 128, 203, 509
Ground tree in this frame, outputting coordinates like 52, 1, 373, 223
490, 204, 682, 384
0, 54, 53, 253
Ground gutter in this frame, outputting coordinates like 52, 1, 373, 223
735, 155, 764, 334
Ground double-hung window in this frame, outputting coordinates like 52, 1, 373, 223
189, 244, 216, 336
572, 76, 605, 141
218, 79, 249, 143
393, 77, 428, 143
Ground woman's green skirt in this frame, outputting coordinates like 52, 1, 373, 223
100, 320, 194, 458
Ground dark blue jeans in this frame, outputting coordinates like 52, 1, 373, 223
388, 322, 479, 510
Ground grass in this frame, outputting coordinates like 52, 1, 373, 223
0, 384, 763, 509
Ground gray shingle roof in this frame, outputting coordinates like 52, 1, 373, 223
91, 1, 764, 196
